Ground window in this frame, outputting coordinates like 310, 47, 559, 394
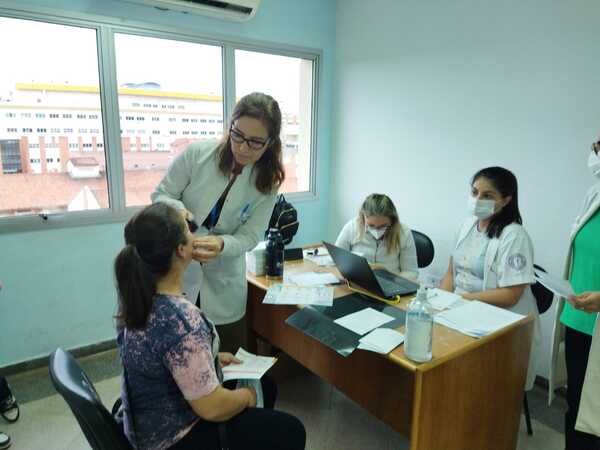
0, 140, 22, 174
0, 16, 108, 218
115, 33, 223, 207
0, 12, 318, 226
236, 49, 315, 193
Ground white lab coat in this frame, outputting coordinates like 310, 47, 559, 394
334, 217, 419, 280
454, 217, 540, 391
152, 140, 277, 325
549, 183, 600, 436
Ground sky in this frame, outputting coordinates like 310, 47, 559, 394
0, 16, 306, 114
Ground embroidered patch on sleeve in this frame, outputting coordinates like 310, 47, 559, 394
508, 253, 527, 272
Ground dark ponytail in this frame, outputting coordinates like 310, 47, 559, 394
472, 166, 522, 239
114, 203, 188, 329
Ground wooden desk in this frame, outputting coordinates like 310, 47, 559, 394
246, 258, 534, 450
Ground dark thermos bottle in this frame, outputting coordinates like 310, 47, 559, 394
265, 228, 284, 279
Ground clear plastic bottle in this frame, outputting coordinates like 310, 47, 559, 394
404, 287, 433, 362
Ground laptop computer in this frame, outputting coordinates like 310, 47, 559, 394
323, 242, 419, 298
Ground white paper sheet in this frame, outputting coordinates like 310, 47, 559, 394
434, 301, 525, 338
262, 284, 334, 306
534, 270, 575, 298
334, 307, 395, 336
288, 272, 340, 287
358, 328, 405, 354
222, 348, 277, 382
426, 288, 464, 311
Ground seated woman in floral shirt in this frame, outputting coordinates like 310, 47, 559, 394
114, 203, 305, 450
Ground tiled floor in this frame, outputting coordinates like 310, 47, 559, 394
2, 349, 566, 450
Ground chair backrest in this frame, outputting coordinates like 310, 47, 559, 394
49, 348, 132, 450
531, 264, 554, 314
411, 230, 435, 268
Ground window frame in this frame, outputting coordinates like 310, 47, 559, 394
0, 5, 321, 233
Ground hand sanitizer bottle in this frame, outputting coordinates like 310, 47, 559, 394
404, 287, 433, 362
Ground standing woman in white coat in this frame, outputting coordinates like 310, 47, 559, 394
549, 139, 600, 449
152, 92, 283, 352
334, 193, 419, 280
439, 166, 540, 391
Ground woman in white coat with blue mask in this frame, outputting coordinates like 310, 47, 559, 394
439, 166, 540, 391
152, 92, 283, 352
335, 193, 419, 280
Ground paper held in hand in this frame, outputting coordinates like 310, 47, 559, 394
534, 269, 575, 298
221, 348, 277, 382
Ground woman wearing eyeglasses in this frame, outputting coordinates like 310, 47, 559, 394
334, 193, 419, 280
152, 92, 284, 352
549, 140, 600, 449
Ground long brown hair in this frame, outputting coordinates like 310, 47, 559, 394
114, 203, 188, 329
357, 194, 401, 255
217, 92, 285, 193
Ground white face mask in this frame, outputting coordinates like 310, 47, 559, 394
467, 196, 496, 220
588, 150, 600, 179
366, 226, 387, 240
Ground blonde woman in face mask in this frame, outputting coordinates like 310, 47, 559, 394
439, 166, 540, 391
334, 193, 418, 280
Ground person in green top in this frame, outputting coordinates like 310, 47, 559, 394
552, 138, 600, 450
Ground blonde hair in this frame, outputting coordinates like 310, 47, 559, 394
357, 193, 401, 254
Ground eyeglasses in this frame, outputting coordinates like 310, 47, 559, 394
593, 141, 599, 156
229, 127, 269, 151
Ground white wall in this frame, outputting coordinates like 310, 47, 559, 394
331, 0, 600, 378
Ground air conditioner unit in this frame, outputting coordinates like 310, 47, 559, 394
126, 0, 261, 22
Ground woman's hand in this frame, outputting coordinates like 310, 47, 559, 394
244, 386, 257, 408
192, 236, 225, 263
568, 291, 600, 313
218, 352, 242, 367
179, 208, 194, 222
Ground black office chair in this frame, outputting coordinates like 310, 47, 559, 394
49, 348, 132, 450
411, 230, 435, 268
522, 264, 554, 436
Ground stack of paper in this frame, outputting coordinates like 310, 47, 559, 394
333, 307, 395, 335
304, 247, 335, 266
358, 328, 405, 354
434, 301, 525, 338
222, 348, 277, 382
263, 284, 334, 306
288, 271, 340, 286
426, 288, 464, 311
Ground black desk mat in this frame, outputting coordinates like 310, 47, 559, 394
285, 293, 406, 357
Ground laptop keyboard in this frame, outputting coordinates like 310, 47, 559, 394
376, 276, 403, 295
